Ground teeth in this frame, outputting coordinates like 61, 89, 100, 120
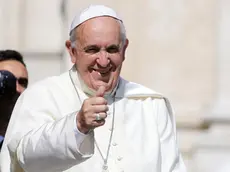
97, 71, 108, 75
94, 68, 111, 75
98, 72, 106, 75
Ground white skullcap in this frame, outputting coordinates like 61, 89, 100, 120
69, 5, 122, 35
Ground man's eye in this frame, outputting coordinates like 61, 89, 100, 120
106, 47, 119, 53
85, 47, 100, 54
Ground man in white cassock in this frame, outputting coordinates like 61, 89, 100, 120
0, 4, 187, 172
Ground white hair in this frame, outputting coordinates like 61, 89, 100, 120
69, 20, 127, 48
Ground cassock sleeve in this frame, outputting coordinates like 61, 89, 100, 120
156, 98, 187, 172
2, 83, 94, 172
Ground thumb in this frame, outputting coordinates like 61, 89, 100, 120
96, 86, 106, 97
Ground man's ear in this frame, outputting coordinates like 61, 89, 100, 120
122, 39, 129, 61
65, 40, 76, 63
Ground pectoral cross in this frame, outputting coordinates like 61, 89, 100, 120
102, 164, 109, 172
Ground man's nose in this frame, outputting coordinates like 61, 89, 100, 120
96, 51, 110, 67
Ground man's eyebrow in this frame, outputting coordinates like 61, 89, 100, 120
107, 44, 120, 47
105, 44, 121, 50
83, 45, 99, 50
83, 44, 121, 50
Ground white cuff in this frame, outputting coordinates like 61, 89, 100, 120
73, 113, 94, 157
73, 115, 88, 145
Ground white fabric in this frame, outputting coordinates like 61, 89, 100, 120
69, 5, 122, 35
0, 70, 186, 172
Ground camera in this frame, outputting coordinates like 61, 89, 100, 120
0, 70, 19, 120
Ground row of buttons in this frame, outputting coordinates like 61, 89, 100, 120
106, 102, 124, 171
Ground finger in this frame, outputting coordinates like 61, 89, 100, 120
92, 119, 106, 127
93, 105, 109, 113
95, 86, 106, 97
93, 112, 107, 120
89, 97, 107, 105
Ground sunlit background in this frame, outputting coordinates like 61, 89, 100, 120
1, 0, 230, 171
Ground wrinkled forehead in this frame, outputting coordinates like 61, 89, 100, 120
76, 16, 122, 47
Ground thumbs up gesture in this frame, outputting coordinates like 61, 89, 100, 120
76, 86, 109, 134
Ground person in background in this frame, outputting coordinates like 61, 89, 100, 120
0, 70, 20, 150
0, 50, 28, 152
0, 50, 28, 94
0, 5, 186, 172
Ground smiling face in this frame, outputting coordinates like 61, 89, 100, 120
66, 16, 128, 92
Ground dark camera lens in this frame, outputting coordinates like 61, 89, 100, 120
0, 70, 17, 97
0, 70, 19, 133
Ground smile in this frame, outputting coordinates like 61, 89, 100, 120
93, 67, 112, 76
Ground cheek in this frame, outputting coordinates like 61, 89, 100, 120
111, 55, 124, 67
16, 83, 25, 93
76, 56, 96, 71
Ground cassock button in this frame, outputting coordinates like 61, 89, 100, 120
112, 142, 117, 146
117, 156, 123, 161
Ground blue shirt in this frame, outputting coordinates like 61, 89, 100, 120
0, 135, 4, 143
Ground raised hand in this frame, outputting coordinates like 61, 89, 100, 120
76, 86, 108, 134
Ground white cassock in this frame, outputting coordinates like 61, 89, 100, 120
0, 67, 186, 172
